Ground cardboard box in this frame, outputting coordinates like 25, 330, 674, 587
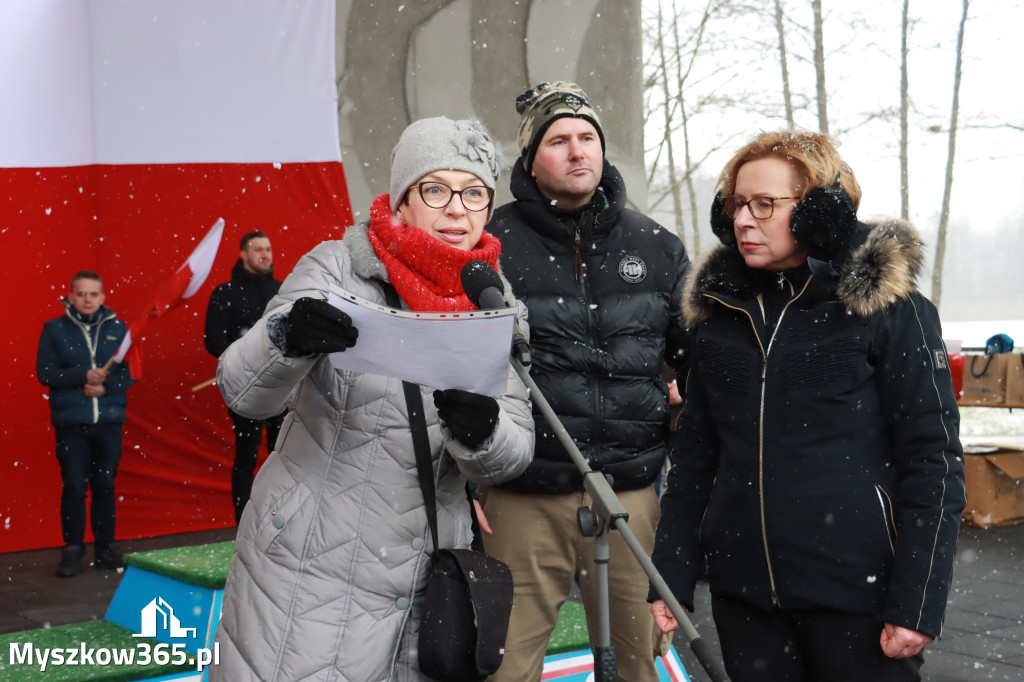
961, 445, 1024, 528
960, 354, 1008, 405
1005, 354, 1024, 406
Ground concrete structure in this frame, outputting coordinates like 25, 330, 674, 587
334, 0, 647, 219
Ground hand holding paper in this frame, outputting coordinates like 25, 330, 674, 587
285, 297, 359, 357
327, 288, 515, 395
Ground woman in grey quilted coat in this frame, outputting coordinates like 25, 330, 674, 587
211, 117, 534, 681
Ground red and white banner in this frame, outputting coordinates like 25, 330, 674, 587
2, 0, 352, 552
111, 218, 225, 378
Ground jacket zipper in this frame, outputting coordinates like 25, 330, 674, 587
70, 312, 114, 424
705, 274, 813, 608
574, 215, 603, 442
573, 225, 583, 280
76, 317, 102, 424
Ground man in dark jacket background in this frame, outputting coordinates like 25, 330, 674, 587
204, 230, 284, 523
37, 270, 134, 577
481, 82, 691, 681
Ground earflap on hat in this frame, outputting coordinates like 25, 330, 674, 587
710, 192, 737, 247
788, 175, 858, 266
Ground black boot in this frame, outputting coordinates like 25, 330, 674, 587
57, 545, 84, 578
94, 542, 125, 570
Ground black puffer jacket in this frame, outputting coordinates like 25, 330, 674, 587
204, 260, 281, 358
651, 218, 966, 637
489, 159, 690, 493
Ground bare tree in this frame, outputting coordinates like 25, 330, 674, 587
643, 0, 721, 255
899, 0, 910, 221
652, 2, 684, 243
932, 0, 969, 310
774, 0, 795, 128
811, 0, 828, 132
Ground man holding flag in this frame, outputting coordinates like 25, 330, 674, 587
37, 270, 135, 577
204, 230, 285, 523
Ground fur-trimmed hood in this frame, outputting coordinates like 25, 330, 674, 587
683, 218, 925, 325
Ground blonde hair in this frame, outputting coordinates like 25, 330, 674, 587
718, 130, 862, 209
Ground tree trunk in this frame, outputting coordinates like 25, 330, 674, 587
900, 0, 910, 221
774, 0, 795, 128
811, 0, 828, 133
656, 2, 685, 240
932, 0, 969, 310
674, 1, 714, 257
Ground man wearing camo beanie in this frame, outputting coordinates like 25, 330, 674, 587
480, 82, 693, 682
515, 81, 606, 174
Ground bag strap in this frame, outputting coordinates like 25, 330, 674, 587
970, 354, 993, 378
382, 282, 441, 554
405, 380, 440, 554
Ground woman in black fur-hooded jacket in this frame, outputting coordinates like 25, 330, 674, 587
649, 130, 965, 682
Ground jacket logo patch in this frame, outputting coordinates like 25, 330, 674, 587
106, 335, 119, 341
618, 256, 647, 284
934, 349, 948, 371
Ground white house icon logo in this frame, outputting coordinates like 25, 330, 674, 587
132, 597, 198, 639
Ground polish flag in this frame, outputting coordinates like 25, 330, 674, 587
4, 0, 353, 551
111, 218, 226, 376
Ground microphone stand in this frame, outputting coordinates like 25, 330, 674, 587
509, 357, 730, 682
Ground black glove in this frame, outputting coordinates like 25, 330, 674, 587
283, 297, 358, 357
433, 389, 499, 449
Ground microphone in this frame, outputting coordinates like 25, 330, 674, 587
460, 261, 532, 367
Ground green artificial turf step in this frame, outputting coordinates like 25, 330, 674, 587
0, 620, 192, 682
124, 540, 235, 589
120, 541, 590, 654
547, 600, 590, 655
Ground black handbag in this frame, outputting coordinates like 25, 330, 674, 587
386, 284, 514, 682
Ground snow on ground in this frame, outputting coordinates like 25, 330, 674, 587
960, 406, 1024, 439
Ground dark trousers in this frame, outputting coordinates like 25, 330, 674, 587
55, 423, 123, 548
228, 409, 284, 523
711, 593, 924, 682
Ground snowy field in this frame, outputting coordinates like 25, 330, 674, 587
959, 406, 1024, 439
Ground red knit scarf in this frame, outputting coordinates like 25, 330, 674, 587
367, 193, 501, 312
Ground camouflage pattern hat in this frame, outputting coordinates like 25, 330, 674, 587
515, 81, 605, 173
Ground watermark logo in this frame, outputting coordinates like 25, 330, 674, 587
134, 597, 197, 639
5, 595, 218, 673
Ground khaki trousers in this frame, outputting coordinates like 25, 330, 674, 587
480, 486, 662, 682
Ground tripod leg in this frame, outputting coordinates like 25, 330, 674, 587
592, 528, 618, 682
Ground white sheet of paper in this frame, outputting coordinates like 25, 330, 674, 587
327, 287, 515, 395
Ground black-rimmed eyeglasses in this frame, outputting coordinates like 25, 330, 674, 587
722, 195, 796, 220
415, 182, 494, 212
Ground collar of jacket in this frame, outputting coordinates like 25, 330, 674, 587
63, 302, 115, 328
507, 157, 626, 240
343, 221, 388, 283
230, 258, 276, 283
683, 218, 925, 325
